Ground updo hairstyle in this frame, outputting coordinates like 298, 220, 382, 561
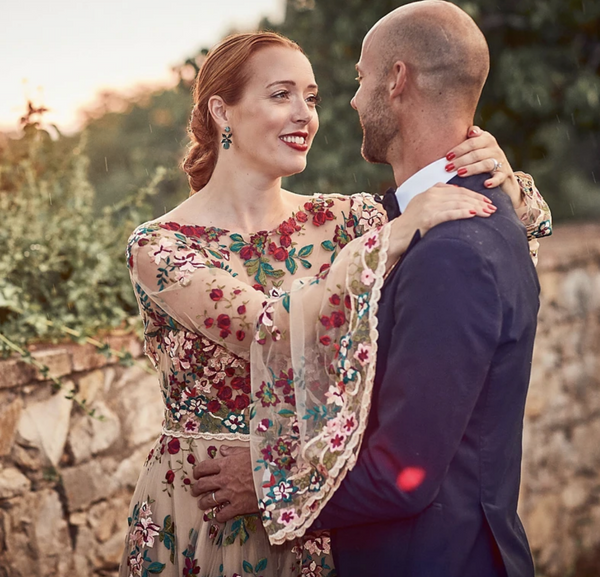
182, 32, 303, 194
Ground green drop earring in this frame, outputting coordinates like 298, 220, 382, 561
221, 126, 233, 149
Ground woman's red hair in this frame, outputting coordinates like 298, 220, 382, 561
182, 32, 303, 194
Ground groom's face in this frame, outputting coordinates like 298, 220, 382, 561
351, 33, 399, 164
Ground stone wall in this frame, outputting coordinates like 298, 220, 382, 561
0, 222, 599, 576
520, 222, 600, 577
0, 335, 163, 576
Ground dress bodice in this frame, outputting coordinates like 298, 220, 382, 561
126, 194, 385, 440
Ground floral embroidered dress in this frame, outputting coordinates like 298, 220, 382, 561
121, 182, 551, 577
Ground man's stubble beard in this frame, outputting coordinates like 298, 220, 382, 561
359, 89, 399, 165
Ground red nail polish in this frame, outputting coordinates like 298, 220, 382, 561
485, 181, 492, 188
469, 210, 477, 215
446, 152, 456, 161
457, 168, 468, 176
445, 163, 455, 172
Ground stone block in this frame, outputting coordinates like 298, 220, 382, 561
17, 389, 73, 466
34, 490, 70, 558
0, 358, 35, 390
70, 344, 110, 373
571, 419, 600, 472
61, 458, 118, 511
89, 493, 130, 544
30, 347, 72, 380
76, 369, 105, 405
113, 443, 153, 490
68, 401, 121, 464
114, 366, 162, 448
0, 467, 31, 499
0, 397, 23, 456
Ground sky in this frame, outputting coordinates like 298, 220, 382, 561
0, 0, 284, 133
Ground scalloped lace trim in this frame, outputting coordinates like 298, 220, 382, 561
162, 427, 250, 441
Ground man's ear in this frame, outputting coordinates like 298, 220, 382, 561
208, 95, 230, 129
389, 61, 408, 99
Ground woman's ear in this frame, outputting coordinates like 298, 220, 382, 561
389, 61, 408, 99
208, 95, 229, 129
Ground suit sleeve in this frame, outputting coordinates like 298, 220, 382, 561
313, 236, 503, 529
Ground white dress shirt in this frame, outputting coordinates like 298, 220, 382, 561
395, 157, 458, 213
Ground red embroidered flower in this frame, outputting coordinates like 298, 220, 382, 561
231, 376, 245, 390
280, 234, 292, 248
331, 311, 346, 328
296, 211, 308, 223
217, 386, 233, 401
237, 304, 246, 315
253, 283, 266, 293
207, 400, 221, 413
204, 318, 214, 328
239, 245, 255, 260
167, 438, 180, 454
344, 294, 352, 309
210, 289, 223, 301
320, 335, 332, 346
320, 316, 332, 329
329, 294, 341, 306
217, 314, 231, 330
159, 222, 181, 231
165, 469, 175, 484
187, 454, 196, 464
235, 395, 250, 410
236, 330, 245, 341
273, 247, 288, 261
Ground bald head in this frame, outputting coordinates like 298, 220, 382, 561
368, 1, 489, 116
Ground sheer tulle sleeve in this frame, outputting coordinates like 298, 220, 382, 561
514, 171, 553, 266
127, 222, 267, 361
250, 220, 392, 545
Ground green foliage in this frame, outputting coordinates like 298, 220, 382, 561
0, 118, 161, 351
264, 0, 600, 220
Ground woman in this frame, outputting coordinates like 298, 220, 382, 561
121, 32, 550, 577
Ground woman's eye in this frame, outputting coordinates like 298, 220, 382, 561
272, 91, 290, 99
306, 94, 321, 106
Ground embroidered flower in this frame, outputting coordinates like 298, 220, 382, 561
129, 516, 160, 548
223, 412, 248, 434
354, 343, 373, 366
149, 239, 173, 264
361, 268, 375, 286
270, 479, 295, 502
128, 552, 144, 576
363, 232, 380, 253
278, 508, 298, 526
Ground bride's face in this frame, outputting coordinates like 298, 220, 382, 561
226, 46, 320, 179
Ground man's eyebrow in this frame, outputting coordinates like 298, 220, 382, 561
265, 80, 319, 90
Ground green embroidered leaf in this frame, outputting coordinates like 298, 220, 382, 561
207, 249, 224, 260
230, 233, 245, 242
282, 294, 290, 313
255, 558, 268, 572
321, 240, 336, 251
300, 259, 312, 269
147, 561, 166, 573
298, 244, 314, 257
285, 257, 298, 275
174, 233, 187, 242
278, 409, 295, 418
230, 242, 246, 253
243, 560, 255, 574
245, 259, 260, 274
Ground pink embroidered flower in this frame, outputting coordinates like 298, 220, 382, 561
149, 239, 173, 264
361, 268, 375, 286
128, 552, 144, 576
353, 343, 373, 366
279, 508, 298, 525
328, 432, 346, 452
129, 516, 160, 548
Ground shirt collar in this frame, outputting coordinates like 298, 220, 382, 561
395, 157, 458, 213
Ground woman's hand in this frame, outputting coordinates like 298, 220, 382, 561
386, 183, 496, 267
445, 126, 523, 210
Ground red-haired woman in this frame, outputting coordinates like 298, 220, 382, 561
121, 32, 550, 577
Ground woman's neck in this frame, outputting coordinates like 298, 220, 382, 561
177, 160, 300, 234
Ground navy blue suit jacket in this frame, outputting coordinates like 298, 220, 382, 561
311, 174, 540, 577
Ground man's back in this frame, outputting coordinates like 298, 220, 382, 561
318, 175, 539, 577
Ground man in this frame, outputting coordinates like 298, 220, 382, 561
193, 2, 539, 576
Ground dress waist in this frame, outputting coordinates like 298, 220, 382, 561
161, 425, 250, 442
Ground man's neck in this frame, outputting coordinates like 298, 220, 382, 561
388, 119, 471, 187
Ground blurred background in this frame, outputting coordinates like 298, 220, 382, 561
0, 1, 599, 576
